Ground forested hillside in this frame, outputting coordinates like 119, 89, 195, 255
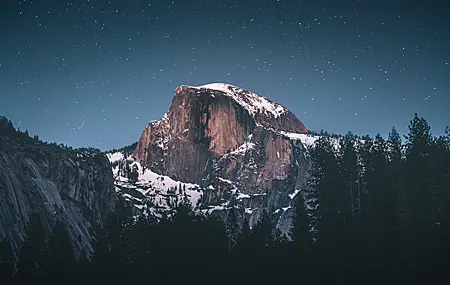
1, 114, 449, 285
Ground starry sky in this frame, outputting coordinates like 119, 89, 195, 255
1, 0, 449, 150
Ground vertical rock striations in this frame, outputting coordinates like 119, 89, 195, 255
134, 83, 310, 230
0, 138, 117, 257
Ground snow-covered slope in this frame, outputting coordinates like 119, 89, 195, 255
280, 131, 341, 151
110, 129, 346, 232
115, 82, 351, 233
186, 83, 287, 118
280, 132, 320, 148
107, 152, 203, 218
109, 129, 342, 226
107, 150, 282, 219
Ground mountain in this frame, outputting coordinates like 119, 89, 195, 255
0, 82, 328, 256
113, 83, 323, 233
0, 118, 117, 257
134, 83, 307, 181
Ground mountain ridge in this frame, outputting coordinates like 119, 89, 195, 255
0, 117, 117, 257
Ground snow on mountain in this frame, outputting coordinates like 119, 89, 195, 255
236, 193, 251, 199
107, 152, 124, 163
107, 152, 203, 217
280, 132, 319, 147
220, 141, 256, 161
231, 141, 256, 155
107, 149, 284, 220
288, 189, 301, 199
186, 83, 287, 118
280, 131, 341, 151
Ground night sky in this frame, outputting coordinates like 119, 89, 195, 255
1, 0, 449, 150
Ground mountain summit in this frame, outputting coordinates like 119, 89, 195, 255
181, 83, 292, 119
135, 83, 307, 180
125, 83, 313, 231
181, 83, 307, 132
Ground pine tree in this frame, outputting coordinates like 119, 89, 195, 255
0, 238, 15, 285
76, 250, 90, 285
338, 132, 360, 228
403, 114, 435, 283
125, 162, 131, 179
360, 134, 399, 283
46, 221, 77, 285
435, 127, 450, 282
422, 131, 450, 283
194, 214, 229, 284
16, 212, 49, 285
290, 192, 312, 254
225, 209, 241, 250
310, 136, 354, 283
90, 198, 134, 285
128, 214, 158, 285
249, 210, 278, 282
130, 164, 139, 183
270, 228, 290, 256
251, 210, 272, 253
387, 127, 402, 163
386, 126, 412, 282
89, 225, 111, 284
230, 216, 253, 279
289, 192, 314, 283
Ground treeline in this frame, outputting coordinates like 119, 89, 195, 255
0, 200, 296, 285
107, 141, 138, 157
0, 116, 40, 143
1, 113, 449, 285
308, 128, 342, 139
0, 116, 101, 154
304, 113, 450, 284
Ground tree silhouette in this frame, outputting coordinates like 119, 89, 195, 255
0, 239, 14, 285
46, 221, 77, 285
16, 212, 49, 285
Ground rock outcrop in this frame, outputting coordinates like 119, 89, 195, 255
135, 83, 307, 181
0, 136, 117, 257
133, 83, 311, 232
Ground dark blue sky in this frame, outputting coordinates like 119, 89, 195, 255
1, 0, 449, 150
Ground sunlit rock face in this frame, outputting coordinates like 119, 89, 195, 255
133, 83, 311, 232
135, 83, 307, 182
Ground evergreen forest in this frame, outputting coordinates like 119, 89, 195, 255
1, 114, 450, 285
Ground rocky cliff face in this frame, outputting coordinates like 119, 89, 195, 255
132, 83, 312, 232
0, 137, 117, 257
135, 83, 307, 180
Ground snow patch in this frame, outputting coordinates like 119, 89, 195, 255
110, 152, 203, 215
236, 193, 251, 199
245, 208, 254, 214
280, 132, 341, 151
218, 177, 233, 184
107, 152, 124, 163
186, 83, 287, 118
229, 141, 255, 156
289, 189, 301, 199
280, 132, 319, 147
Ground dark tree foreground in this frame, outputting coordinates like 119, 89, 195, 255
1, 114, 450, 285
